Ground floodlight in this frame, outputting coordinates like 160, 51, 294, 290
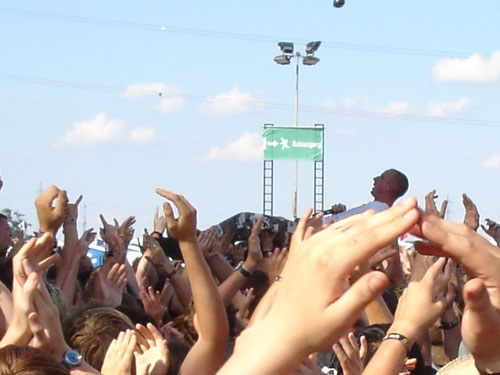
305, 41, 321, 55
333, 0, 345, 7
302, 56, 320, 66
274, 55, 291, 65
278, 41, 294, 55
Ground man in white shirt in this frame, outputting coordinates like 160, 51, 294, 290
323, 169, 409, 223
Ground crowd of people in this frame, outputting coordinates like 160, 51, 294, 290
0, 170, 499, 375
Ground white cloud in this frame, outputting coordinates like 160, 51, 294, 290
199, 88, 263, 116
121, 83, 186, 113
321, 95, 372, 112
128, 127, 155, 144
120, 83, 169, 98
432, 52, 500, 83
156, 96, 186, 113
54, 113, 123, 148
322, 95, 472, 120
375, 101, 414, 116
426, 98, 473, 117
341, 95, 371, 109
483, 154, 500, 169
204, 132, 263, 162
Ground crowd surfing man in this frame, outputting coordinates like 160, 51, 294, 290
0, 176, 499, 375
323, 168, 409, 223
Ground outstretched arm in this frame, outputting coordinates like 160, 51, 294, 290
218, 197, 420, 375
363, 257, 452, 375
412, 212, 500, 374
218, 216, 264, 307
156, 188, 229, 375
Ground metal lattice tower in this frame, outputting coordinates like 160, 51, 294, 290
263, 160, 274, 215
313, 124, 325, 214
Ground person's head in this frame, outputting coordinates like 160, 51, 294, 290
0, 214, 12, 256
63, 306, 134, 370
0, 345, 69, 375
371, 169, 409, 205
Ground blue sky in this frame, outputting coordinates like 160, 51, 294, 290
1, 1, 500, 238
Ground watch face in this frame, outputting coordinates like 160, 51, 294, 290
64, 350, 82, 366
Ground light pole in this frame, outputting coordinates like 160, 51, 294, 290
274, 41, 321, 219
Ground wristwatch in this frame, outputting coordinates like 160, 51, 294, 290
61, 349, 82, 369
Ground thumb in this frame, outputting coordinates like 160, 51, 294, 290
163, 202, 176, 228
327, 271, 389, 333
54, 190, 68, 218
463, 278, 499, 321
28, 312, 44, 340
22, 272, 39, 302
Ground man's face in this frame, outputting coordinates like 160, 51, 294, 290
371, 170, 395, 198
0, 218, 12, 254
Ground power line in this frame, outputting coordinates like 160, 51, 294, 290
1, 72, 498, 128
0, 7, 495, 59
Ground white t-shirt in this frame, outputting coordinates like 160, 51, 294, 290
322, 201, 389, 224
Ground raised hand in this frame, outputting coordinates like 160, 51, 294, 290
28, 275, 70, 361
101, 330, 137, 375
134, 323, 169, 375
77, 228, 97, 258
412, 212, 500, 308
389, 257, 452, 344
259, 228, 277, 253
243, 215, 265, 272
35, 185, 68, 235
153, 207, 166, 235
64, 194, 82, 226
481, 218, 500, 246
460, 278, 500, 373
119, 216, 136, 248
140, 286, 166, 323
104, 230, 127, 264
155, 188, 197, 243
462, 193, 479, 231
13, 234, 59, 287
412, 212, 500, 373
87, 263, 127, 307
197, 226, 218, 258
99, 214, 119, 246
0, 272, 38, 347
267, 247, 288, 284
218, 197, 420, 375
330, 203, 347, 215
212, 228, 234, 256
424, 189, 447, 219
235, 288, 255, 320
332, 332, 366, 375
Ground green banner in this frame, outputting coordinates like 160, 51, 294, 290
263, 127, 324, 161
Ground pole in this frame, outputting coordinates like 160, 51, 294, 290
292, 52, 300, 219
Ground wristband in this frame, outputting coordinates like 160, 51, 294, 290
64, 218, 76, 226
391, 280, 408, 294
383, 333, 410, 354
439, 318, 459, 330
152, 231, 162, 239
236, 264, 252, 278
166, 269, 177, 279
